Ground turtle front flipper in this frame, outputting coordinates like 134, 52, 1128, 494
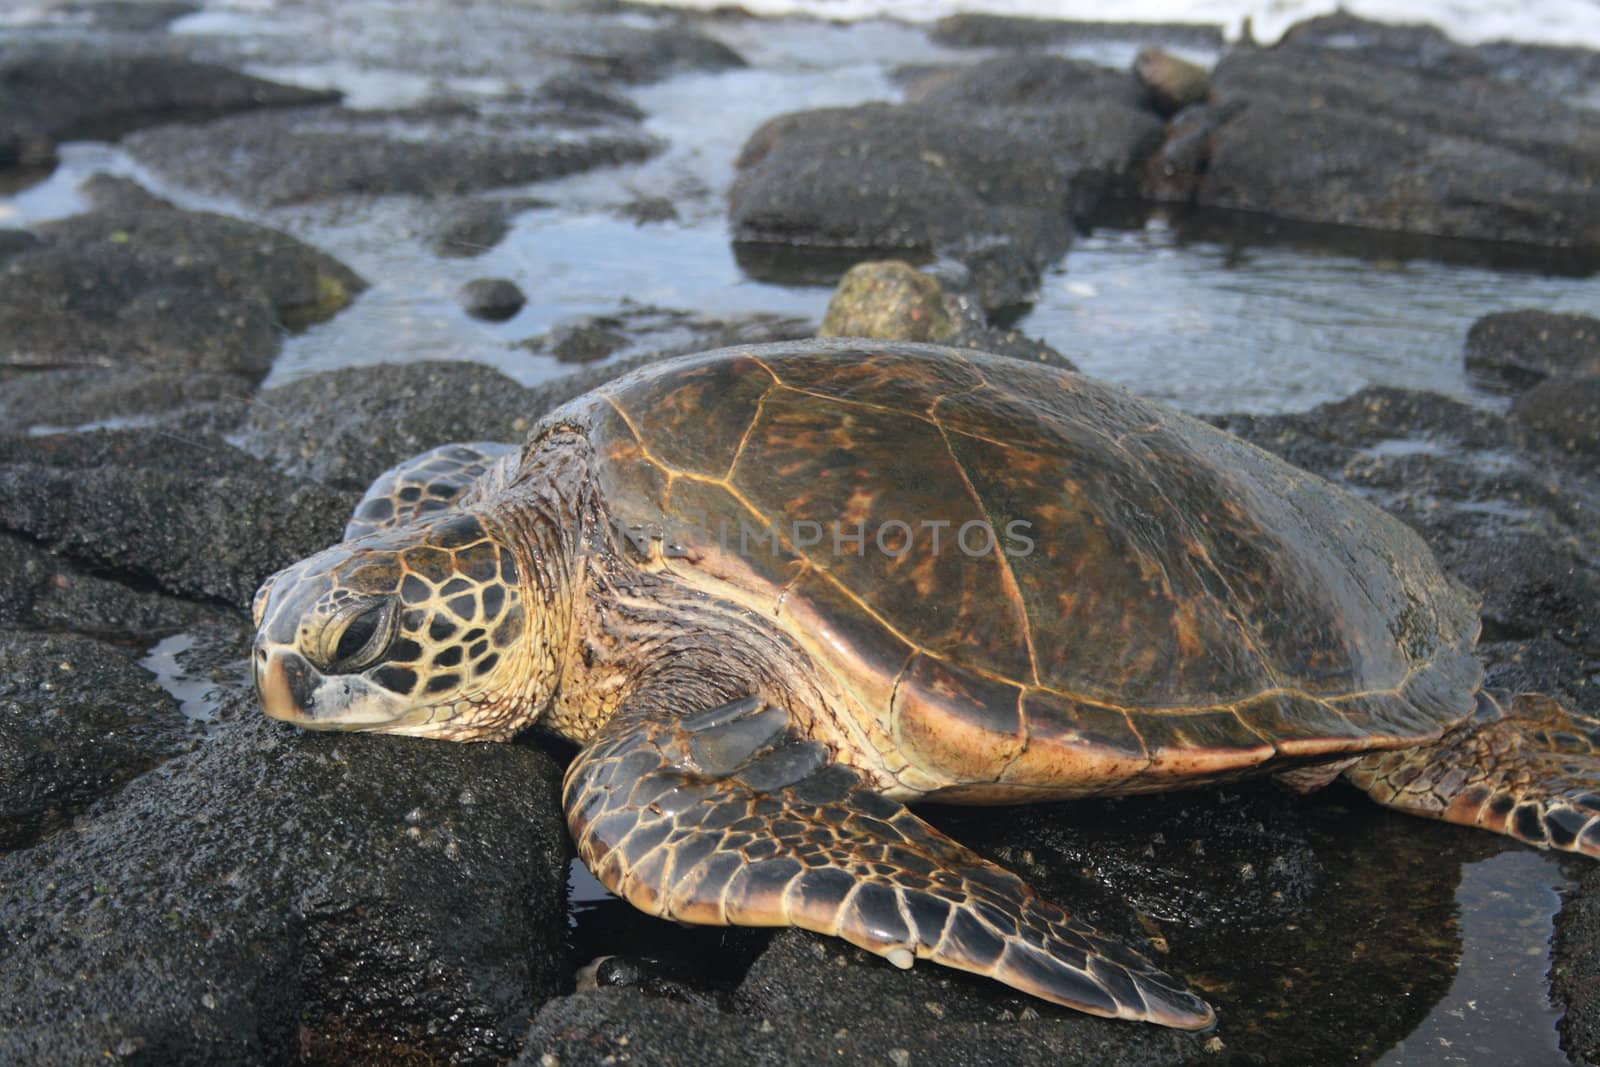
564, 696, 1216, 1030
345, 442, 519, 539
1349, 691, 1600, 856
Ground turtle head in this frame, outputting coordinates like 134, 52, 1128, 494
252, 511, 544, 740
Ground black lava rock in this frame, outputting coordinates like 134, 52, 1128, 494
0, 529, 222, 637
1171, 41, 1600, 249
1512, 376, 1600, 461
0, 429, 356, 608
730, 104, 1082, 310
125, 105, 663, 206
430, 197, 551, 258
1465, 309, 1600, 391
459, 277, 528, 322
0, 705, 570, 1065
0, 44, 339, 178
0, 630, 191, 852
241, 361, 541, 491
0, 189, 363, 433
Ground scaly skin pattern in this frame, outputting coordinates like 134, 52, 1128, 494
1348, 692, 1600, 856
253, 509, 542, 739
565, 696, 1215, 1029
342, 442, 519, 540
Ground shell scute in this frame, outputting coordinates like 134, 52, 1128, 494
892, 654, 1025, 784
732, 385, 1031, 680
1000, 690, 1149, 793
779, 568, 915, 718
567, 341, 1486, 790
604, 354, 774, 478
765, 346, 985, 412
1232, 691, 1375, 756
1129, 709, 1277, 777
943, 423, 1273, 705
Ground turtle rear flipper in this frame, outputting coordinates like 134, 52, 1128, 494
1349, 691, 1600, 855
564, 696, 1216, 1030
345, 442, 518, 539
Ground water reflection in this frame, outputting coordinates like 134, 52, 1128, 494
138, 630, 251, 728
1020, 215, 1600, 414
1377, 850, 1570, 1066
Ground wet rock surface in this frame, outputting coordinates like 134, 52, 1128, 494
928, 14, 1223, 51
459, 277, 528, 322
730, 104, 1078, 310
1279, 10, 1600, 101
0, 700, 569, 1065
731, 54, 1168, 308
1465, 310, 1600, 390
241, 361, 542, 491
540, 315, 633, 364
0, 430, 354, 608
903, 56, 1166, 197
1556, 865, 1600, 1066
0, 181, 363, 432
0, 367, 254, 435
126, 104, 663, 206
1155, 20, 1600, 248
821, 258, 1076, 369
524, 950, 1203, 1066
902, 53, 1150, 116
0, 230, 42, 262
0, 241, 280, 378
0, 630, 191, 852
430, 196, 552, 259
0, 530, 221, 637
819, 259, 957, 343
37, 191, 365, 329
0, 43, 338, 182
1513, 378, 1600, 460
537, 22, 745, 85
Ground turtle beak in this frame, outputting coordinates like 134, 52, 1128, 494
255, 645, 318, 724
255, 640, 417, 731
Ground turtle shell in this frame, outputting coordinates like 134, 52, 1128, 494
555, 340, 1483, 798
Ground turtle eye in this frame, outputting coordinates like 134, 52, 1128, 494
325, 599, 399, 674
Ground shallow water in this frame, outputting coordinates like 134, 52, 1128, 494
139, 634, 213, 722
1377, 850, 1569, 1066
139, 632, 249, 728
12, 7, 1592, 412
1026, 220, 1600, 413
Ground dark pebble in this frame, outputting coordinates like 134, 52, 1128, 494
458, 277, 528, 321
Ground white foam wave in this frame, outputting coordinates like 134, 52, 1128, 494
636, 0, 1600, 51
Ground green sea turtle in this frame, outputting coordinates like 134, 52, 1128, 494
253, 340, 1600, 1029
